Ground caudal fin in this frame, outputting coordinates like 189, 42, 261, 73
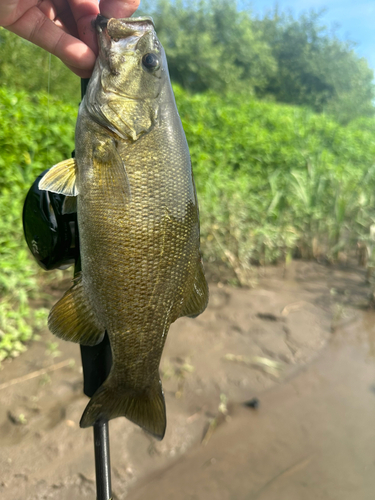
79, 375, 166, 440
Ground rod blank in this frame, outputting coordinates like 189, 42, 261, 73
94, 420, 112, 500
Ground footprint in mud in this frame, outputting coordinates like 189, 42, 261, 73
0, 414, 29, 445
45, 405, 67, 430
1, 394, 80, 445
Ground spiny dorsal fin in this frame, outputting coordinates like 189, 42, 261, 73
38, 158, 79, 196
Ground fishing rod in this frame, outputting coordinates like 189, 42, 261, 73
22, 78, 114, 500
79, 77, 113, 500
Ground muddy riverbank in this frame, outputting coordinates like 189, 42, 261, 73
0, 261, 372, 499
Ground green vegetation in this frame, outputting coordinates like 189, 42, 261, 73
140, 0, 374, 123
0, 88, 76, 361
1, 2, 373, 123
176, 88, 375, 280
2, 86, 375, 358
254, 9, 375, 123
140, 0, 276, 94
0, 1, 375, 359
0, 29, 81, 105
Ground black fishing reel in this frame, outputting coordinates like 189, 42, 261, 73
23, 169, 78, 270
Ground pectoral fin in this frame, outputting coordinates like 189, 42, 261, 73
179, 261, 209, 319
48, 273, 104, 346
94, 139, 131, 202
38, 158, 78, 196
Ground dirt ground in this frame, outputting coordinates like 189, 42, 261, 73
0, 260, 372, 499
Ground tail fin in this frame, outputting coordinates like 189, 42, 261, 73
79, 375, 166, 440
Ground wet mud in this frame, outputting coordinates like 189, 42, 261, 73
0, 261, 373, 499
128, 311, 375, 500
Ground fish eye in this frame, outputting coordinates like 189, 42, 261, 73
142, 53, 160, 71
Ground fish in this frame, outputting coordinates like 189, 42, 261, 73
38, 15, 209, 440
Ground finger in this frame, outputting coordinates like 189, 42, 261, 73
99, 0, 140, 20
66, 0, 99, 54
54, 7, 80, 39
53, 15, 80, 39
37, 0, 58, 21
64, 61, 93, 78
8, 6, 97, 77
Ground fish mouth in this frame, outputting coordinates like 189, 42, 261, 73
94, 15, 155, 39
94, 15, 157, 62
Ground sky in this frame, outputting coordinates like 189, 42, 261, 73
248, 0, 375, 71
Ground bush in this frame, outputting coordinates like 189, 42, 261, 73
0, 88, 76, 361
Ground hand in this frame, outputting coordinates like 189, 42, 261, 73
0, 0, 140, 78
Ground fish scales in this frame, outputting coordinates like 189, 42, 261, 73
38, 15, 208, 439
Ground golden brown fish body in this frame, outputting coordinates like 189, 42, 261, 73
39, 16, 208, 438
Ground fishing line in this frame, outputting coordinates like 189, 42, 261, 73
46, 52, 52, 169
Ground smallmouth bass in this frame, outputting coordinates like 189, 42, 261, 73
39, 15, 208, 439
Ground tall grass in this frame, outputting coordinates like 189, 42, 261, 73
175, 88, 375, 275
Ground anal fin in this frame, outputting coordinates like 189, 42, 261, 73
48, 273, 104, 346
179, 261, 209, 319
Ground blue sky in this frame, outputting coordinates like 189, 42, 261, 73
248, 0, 375, 71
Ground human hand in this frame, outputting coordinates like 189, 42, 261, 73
0, 0, 140, 78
